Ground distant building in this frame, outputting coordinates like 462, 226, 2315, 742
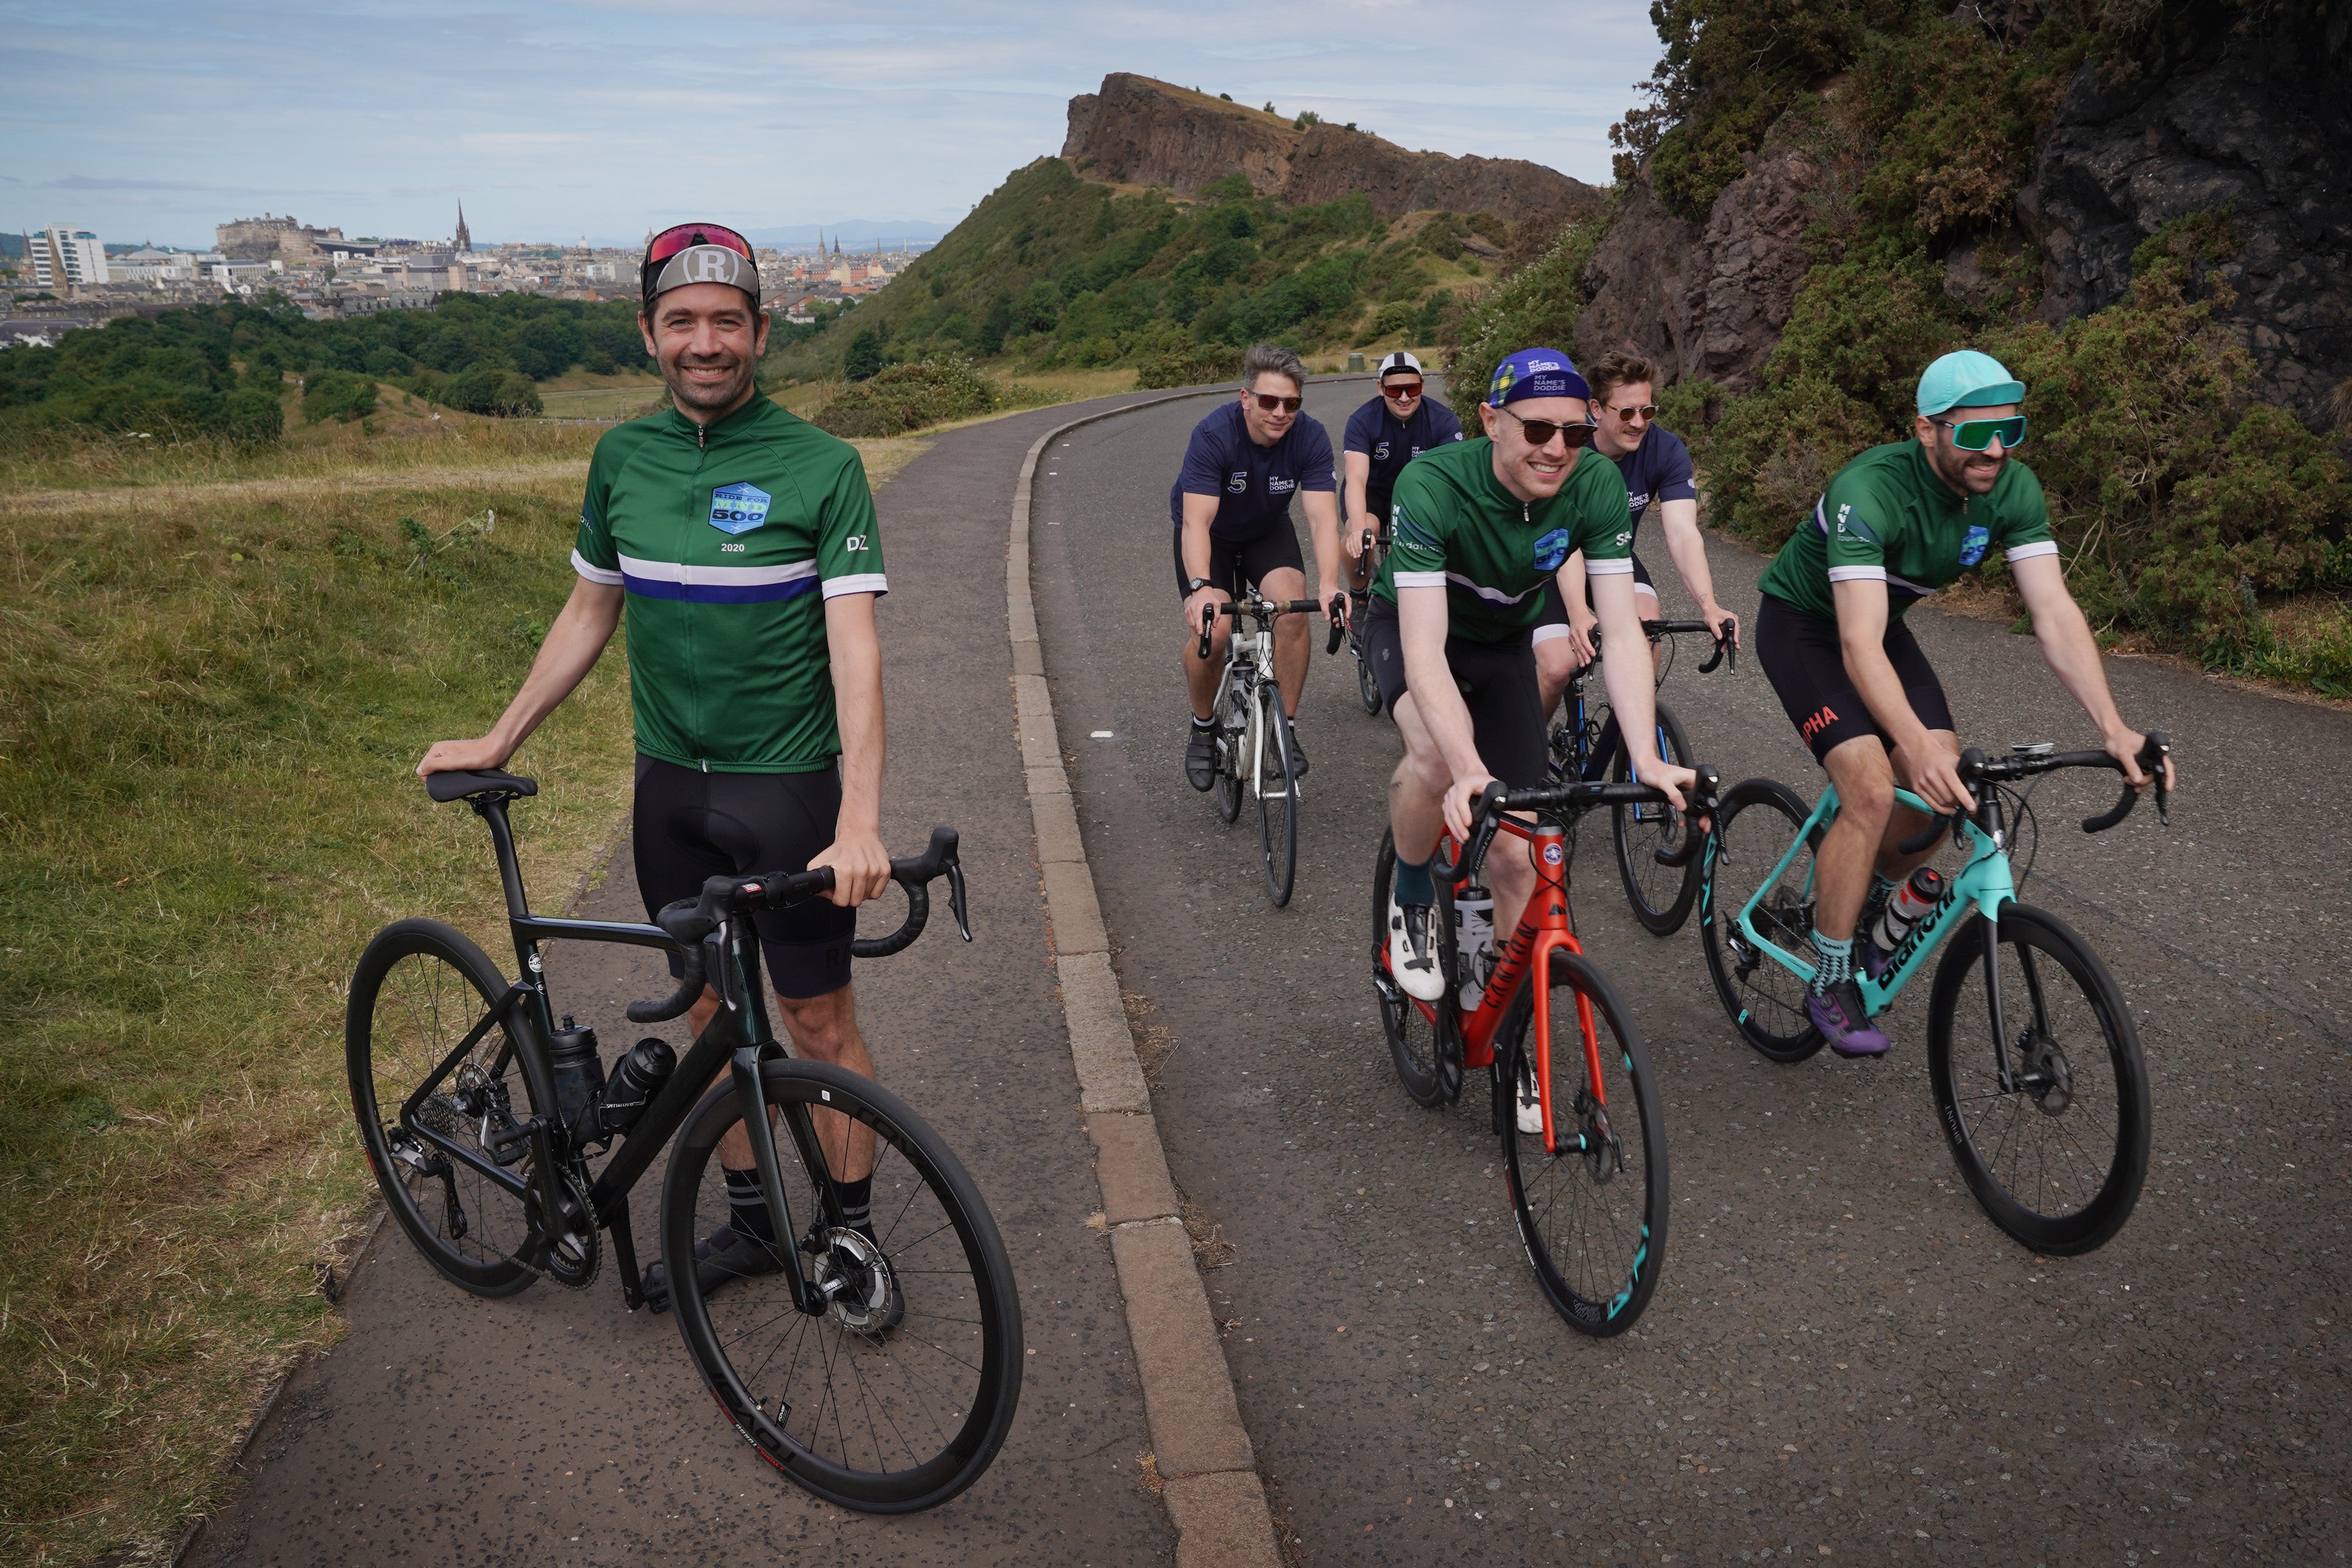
215, 213, 347, 262
29, 226, 109, 288
454, 202, 472, 254
110, 246, 200, 282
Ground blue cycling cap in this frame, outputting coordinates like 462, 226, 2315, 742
1917, 349, 2025, 416
1487, 347, 1591, 408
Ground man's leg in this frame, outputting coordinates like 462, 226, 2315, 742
1533, 631, 1578, 724
1384, 690, 1452, 1000
1808, 737, 1896, 1057
1260, 564, 1310, 718
1183, 603, 1233, 720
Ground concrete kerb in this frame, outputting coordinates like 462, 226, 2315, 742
1009, 384, 1288, 1567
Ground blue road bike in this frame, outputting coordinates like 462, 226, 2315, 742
1699, 734, 2170, 1254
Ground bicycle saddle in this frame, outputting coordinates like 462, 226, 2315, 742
424, 769, 539, 803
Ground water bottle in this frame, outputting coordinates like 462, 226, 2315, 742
600, 1037, 677, 1135
1871, 866, 1946, 953
1455, 891, 1495, 1010
546, 1016, 605, 1142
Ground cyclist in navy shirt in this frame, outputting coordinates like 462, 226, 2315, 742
1341, 351, 1463, 594
1535, 345, 1737, 715
1175, 342, 1342, 787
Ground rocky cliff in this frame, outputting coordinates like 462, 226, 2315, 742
1577, 0, 2350, 426
1063, 74, 1606, 228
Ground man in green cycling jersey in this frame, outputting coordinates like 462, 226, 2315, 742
1367, 348, 1699, 1027
1753, 349, 2172, 1058
418, 222, 897, 1318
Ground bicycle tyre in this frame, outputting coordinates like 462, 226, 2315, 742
1257, 681, 1298, 906
1501, 948, 1668, 1335
1372, 832, 1460, 1108
661, 1057, 1024, 1514
1354, 632, 1382, 715
1608, 700, 1701, 935
1212, 674, 1245, 824
1925, 903, 2150, 1255
346, 918, 546, 1298
1699, 778, 1826, 1063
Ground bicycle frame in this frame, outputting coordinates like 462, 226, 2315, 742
402, 792, 845, 1315
1411, 818, 1603, 1157
1221, 601, 1293, 802
1722, 782, 2016, 1027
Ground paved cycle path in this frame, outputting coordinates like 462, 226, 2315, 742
187, 394, 1208, 1568
1035, 383, 2351, 1565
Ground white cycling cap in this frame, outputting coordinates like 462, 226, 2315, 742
1376, 351, 1424, 382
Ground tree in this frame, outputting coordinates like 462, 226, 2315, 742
842, 326, 885, 383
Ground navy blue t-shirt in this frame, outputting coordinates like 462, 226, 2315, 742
1612, 426, 1698, 548
1168, 400, 1338, 542
1342, 396, 1465, 519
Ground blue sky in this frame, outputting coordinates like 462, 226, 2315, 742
3, 1, 1666, 250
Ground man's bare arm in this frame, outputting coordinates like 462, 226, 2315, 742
1656, 498, 1735, 643
1342, 451, 1372, 549
417, 576, 622, 775
1302, 489, 1343, 613
2011, 554, 2170, 790
815, 591, 892, 907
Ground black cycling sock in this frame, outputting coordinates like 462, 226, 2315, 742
834, 1173, 874, 1241
1394, 854, 1435, 907
723, 1166, 775, 1245
1810, 933, 1853, 994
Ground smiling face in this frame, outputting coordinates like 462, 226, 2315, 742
1593, 379, 1653, 459
641, 281, 768, 422
1379, 373, 1424, 418
1239, 370, 1302, 446
1478, 394, 1590, 502
1915, 400, 2020, 498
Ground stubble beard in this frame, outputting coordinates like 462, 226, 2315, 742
1932, 438, 2003, 497
665, 353, 752, 420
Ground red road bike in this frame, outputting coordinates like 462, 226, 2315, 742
1371, 771, 1715, 1334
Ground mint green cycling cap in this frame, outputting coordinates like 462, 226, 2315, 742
1917, 349, 2025, 415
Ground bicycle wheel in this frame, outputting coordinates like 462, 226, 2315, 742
1608, 700, 1701, 935
1925, 903, 2150, 1255
1502, 948, 1668, 1334
347, 918, 546, 1298
1372, 832, 1461, 1108
1699, 778, 1826, 1063
663, 1057, 1024, 1514
1257, 682, 1298, 906
1352, 619, 1383, 714
1212, 673, 1245, 824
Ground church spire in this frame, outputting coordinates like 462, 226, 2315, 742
454, 201, 472, 254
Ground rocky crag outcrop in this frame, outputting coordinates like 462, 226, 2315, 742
1063, 74, 1606, 229
2021, 0, 2350, 428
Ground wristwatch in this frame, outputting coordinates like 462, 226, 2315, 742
1186, 576, 1214, 595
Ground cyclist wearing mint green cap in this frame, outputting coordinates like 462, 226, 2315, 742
1753, 348, 2173, 1059
1369, 346, 1699, 1016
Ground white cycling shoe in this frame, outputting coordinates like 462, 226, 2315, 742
1387, 893, 1445, 1002
1514, 1059, 1545, 1135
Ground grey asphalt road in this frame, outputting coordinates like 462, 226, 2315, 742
1034, 380, 2352, 1565
186, 396, 1203, 1568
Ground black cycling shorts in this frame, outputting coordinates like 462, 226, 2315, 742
1755, 593, 1955, 765
1533, 553, 1656, 645
633, 755, 856, 1000
1170, 523, 1305, 599
1362, 595, 1549, 789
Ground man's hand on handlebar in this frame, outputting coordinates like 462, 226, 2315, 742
1895, 731, 1974, 815
417, 735, 510, 777
811, 826, 892, 908
2105, 726, 2174, 795
1564, 605, 1599, 670
1699, 601, 1739, 651
1629, 751, 1699, 815
1443, 770, 1500, 843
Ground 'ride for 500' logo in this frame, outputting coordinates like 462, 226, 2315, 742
708, 482, 772, 535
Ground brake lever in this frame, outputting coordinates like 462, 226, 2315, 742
1196, 605, 1214, 663
944, 851, 973, 941
1325, 594, 1348, 656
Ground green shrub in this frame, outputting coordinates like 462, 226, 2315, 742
1446, 217, 1612, 427
1137, 346, 1243, 389
437, 365, 543, 418
808, 359, 1054, 438
301, 368, 378, 424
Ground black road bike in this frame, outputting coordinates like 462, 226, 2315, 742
1547, 618, 1735, 936
346, 769, 1022, 1512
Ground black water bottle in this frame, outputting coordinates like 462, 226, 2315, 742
547, 1016, 605, 1143
601, 1037, 676, 1135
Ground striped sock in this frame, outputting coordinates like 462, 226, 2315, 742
834, 1174, 874, 1242
723, 1166, 774, 1243
1811, 933, 1853, 994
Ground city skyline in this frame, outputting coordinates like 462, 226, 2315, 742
5, 1, 1664, 248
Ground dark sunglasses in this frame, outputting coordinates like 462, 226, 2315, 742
1495, 406, 1598, 449
1381, 380, 1425, 399
643, 222, 755, 267
1251, 392, 1304, 413
1605, 402, 1659, 422
1932, 414, 2027, 451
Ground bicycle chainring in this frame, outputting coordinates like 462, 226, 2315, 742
528, 1160, 601, 1289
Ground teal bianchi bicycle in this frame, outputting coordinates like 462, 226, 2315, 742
1701, 732, 2171, 1255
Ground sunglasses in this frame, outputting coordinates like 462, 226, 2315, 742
1250, 393, 1304, 414
1495, 406, 1598, 450
1605, 402, 1659, 422
643, 222, 755, 267
1382, 381, 1425, 399
1932, 414, 2027, 451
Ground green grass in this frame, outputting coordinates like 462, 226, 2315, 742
0, 458, 635, 1565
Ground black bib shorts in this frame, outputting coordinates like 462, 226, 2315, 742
1362, 595, 1549, 789
1755, 593, 1955, 765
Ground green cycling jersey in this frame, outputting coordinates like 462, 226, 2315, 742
571, 395, 886, 773
1372, 437, 1632, 643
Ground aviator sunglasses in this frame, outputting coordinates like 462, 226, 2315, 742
1932, 414, 2027, 451
1494, 405, 1599, 449
1250, 392, 1304, 413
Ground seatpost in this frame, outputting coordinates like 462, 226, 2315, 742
471, 796, 534, 921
